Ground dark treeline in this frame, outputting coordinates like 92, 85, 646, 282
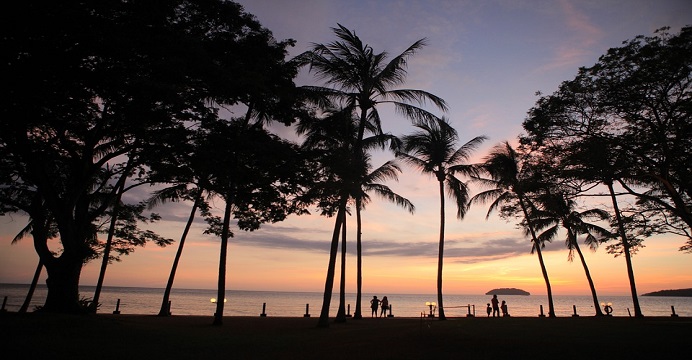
1, 1, 690, 326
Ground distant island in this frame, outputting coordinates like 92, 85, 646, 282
642, 288, 692, 297
485, 288, 530, 296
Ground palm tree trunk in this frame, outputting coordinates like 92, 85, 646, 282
607, 181, 643, 317
158, 191, 202, 316
91, 180, 126, 313
519, 199, 555, 317
437, 179, 446, 320
354, 199, 363, 319
19, 259, 43, 313
569, 230, 604, 316
213, 193, 234, 326
317, 196, 348, 328
335, 211, 347, 323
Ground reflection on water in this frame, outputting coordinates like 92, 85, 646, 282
1, 284, 690, 317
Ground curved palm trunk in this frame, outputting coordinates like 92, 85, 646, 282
519, 199, 555, 317
607, 181, 643, 317
568, 230, 604, 316
213, 194, 234, 326
354, 199, 363, 319
437, 179, 446, 320
19, 259, 43, 313
317, 196, 348, 328
91, 181, 126, 313
335, 213, 347, 323
158, 191, 202, 316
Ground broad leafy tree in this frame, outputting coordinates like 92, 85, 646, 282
520, 27, 692, 316
398, 117, 485, 320
0, 0, 300, 313
522, 26, 692, 251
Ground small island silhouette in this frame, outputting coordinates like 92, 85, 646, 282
485, 288, 530, 296
641, 288, 692, 297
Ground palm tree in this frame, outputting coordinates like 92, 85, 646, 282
151, 184, 210, 316
298, 107, 412, 322
307, 24, 447, 327
397, 117, 486, 320
352, 153, 414, 319
470, 141, 556, 317
532, 192, 611, 316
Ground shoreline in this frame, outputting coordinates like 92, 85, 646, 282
3, 312, 691, 359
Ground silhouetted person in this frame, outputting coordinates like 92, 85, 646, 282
380, 296, 389, 317
501, 300, 509, 317
486, 303, 492, 317
491, 294, 500, 317
370, 296, 380, 317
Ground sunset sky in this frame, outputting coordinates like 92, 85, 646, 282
1, 0, 691, 297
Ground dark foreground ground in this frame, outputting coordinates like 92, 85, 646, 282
2, 313, 691, 359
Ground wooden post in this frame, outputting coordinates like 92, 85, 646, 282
538, 305, 545, 317
572, 305, 579, 317
260, 302, 267, 317
303, 303, 310, 317
387, 305, 394, 318
671, 305, 679, 317
466, 304, 474, 317
113, 299, 121, 314
1, 296, 7, 312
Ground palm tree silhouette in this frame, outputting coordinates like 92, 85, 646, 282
470, 141, 556, 317
307, 24, 447, 327
532, 192, 611, 316
298, 107, 412, 321
397, 117, 485, 320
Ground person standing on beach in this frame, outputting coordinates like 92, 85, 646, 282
370, 296, 380, 317
486, 303, 492, 317
491, 294, 500, 317
501, 300, 509, 317
379, 296, 389, 317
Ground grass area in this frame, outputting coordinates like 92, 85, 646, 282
2, 313, 691, 359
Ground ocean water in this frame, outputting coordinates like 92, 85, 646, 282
1, 283, 690, 318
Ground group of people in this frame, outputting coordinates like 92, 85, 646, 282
486, 294, 510, 317
370, 295, 390, 317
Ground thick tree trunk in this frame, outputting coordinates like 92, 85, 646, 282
41, 256, 84, 313
437, 179, 446, 320
158, 193, 202, 316
607, 182, 643, 317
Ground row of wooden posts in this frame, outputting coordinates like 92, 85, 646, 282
0, 296, 682, 318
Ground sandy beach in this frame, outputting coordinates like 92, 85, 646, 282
2, 312, 690, 359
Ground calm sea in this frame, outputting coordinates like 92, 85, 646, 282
1, 283, 689, 318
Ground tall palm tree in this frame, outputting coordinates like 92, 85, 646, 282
470, 141, 556, 317
532, 192, 611, 316
397, 117, 486, 320
307, 25, 448, 327
299, 107, 412, 322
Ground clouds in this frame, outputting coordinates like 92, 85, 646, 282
228, 221, 540, 264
